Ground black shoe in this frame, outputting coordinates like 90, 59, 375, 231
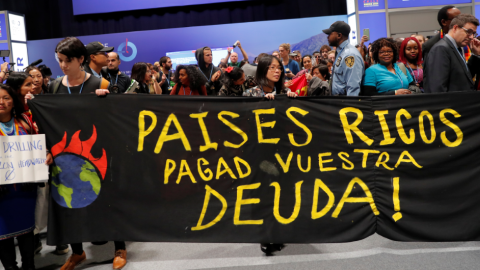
91, 241, 108, 245
4, 266, 20, 270
53, 244, 69, 255
260, 243, 285, 255
34, 234, 42, 254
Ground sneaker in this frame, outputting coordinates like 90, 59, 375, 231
34, 234, 42, 254
54, 244, 70, 255
60, 251, 86, 270
112, 249, 127, 269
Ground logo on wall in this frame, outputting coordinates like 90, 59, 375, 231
17, 57, 23, 66
118, 38, 137, 62
363, 0, 379, 8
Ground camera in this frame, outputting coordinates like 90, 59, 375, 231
111, 84, 119, 93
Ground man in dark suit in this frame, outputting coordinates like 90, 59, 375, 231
424, 14, 480, 93
422, 6, 461, 65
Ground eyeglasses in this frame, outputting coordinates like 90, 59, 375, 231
461, 27, 478, 38
378, 50, 394, 55
268, 65, 283, 71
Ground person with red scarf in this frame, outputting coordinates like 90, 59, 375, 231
399, 37, 424, 91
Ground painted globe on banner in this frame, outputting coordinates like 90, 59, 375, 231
50, 154, 102, 209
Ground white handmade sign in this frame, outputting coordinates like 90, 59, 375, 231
0, 134, 48, 185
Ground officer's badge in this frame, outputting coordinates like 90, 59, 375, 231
336, 57, 342, 67
345, 56, 355, 68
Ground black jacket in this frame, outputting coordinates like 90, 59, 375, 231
422, 32, 441, 70
160, 70, 173, 94
103, 68, 131, 93
195, 47, 222, 95
424, 37, 479, 93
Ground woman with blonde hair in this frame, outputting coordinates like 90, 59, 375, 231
278, 43, 300, 80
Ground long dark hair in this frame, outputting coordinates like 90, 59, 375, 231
131, 62, 148, 83
220, 67, 244, 90
0, 83, 26, 117
255, 55, 285, 93
312, 64, 331, 81
6, 72, 30, 94
173, 65, 207, 95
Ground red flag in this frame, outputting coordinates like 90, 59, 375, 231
289, 74, 309, 96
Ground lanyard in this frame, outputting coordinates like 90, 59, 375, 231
110, 73, 119, 85
394, 67, 404, 88
183, 86, 192, 96
406, 63, 418, 84
201, 65, 214, 81
66, 72, 87, 94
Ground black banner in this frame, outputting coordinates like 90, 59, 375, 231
28, 93, 480, 245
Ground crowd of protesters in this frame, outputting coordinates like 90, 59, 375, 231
0, 4, 479, 270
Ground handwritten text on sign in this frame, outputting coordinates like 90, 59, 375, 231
0, 134, 48, 185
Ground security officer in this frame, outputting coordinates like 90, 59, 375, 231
323, 21, 364, 96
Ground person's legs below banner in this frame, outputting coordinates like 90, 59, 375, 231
34, 183, 69, 255
113, 241, 127, 269
61, 243, 86, 270
33, 184, 48, 254
62, 241, 127, 270
0, 237, 20, 270
17, 232, 36, 270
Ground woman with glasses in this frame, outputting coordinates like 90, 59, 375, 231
362, 38, 419, 96
243, 55, 287, 99
242, 55, 287, 255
